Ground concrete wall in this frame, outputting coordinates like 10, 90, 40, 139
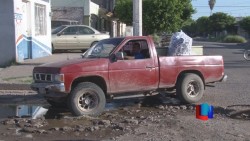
0, 0, 16, 67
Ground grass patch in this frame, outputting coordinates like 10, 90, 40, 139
223, 35, 247, 43
3, 76, 33, 84
208, 35, 247, 43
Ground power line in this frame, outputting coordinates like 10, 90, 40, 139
194, 6, 250, 7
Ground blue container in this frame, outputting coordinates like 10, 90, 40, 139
208, 105, 214, 119
201, 103, 209, 116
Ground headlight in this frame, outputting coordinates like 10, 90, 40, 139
54, 74, 64, 83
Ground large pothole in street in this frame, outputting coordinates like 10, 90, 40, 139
224, 105, 250, 120
0, 94, 196, 140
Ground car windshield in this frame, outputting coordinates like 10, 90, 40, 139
82, 38, 124, 58
52, 26, 66, 34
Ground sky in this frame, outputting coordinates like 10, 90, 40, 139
191, 0, 250, 19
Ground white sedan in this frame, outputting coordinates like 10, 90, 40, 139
52, 25, 110, 52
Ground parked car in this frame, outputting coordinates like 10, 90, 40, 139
31, 36, 227, 116
51, 25, 110, 52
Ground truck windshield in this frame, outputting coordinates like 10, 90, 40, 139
82, 38, 124, 58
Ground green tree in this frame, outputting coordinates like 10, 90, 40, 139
115, 0, 195, 35
209, 12, 235, 33
114, 0, 133, 25
196, 16, 209, 36
182, 19, 197, 37
239, 16, 250, 34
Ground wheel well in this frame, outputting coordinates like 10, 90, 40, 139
177, 70, 205, 87
71, 76, 107, 95
90, 41, 98, 46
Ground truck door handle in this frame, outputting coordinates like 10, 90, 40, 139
146, 66, 154, 69
74, 37, 77, 38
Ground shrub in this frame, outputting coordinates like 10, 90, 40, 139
223, 35, 247, 43
150, 33, 161, 47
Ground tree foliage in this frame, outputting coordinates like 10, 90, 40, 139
239, 16, 250, 34
115, 0, 195, 35
114, 0, 133, 25
196, 16, 209, 35
209, 12, 235, 32
182, 19, 197, 37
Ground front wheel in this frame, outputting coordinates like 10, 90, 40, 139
176, 73, 204, 104
68, 82, 106, 116
243, 49, 250, 61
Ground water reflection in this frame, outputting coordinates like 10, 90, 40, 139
0, 105, 48, 119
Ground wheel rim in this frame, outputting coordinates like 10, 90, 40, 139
77, 91, 99, 112
186, 80, 200, 98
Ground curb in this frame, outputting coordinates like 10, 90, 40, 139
0, 90, 37, 96
0, 83, 31, 91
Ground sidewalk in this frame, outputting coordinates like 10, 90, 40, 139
0, 53, 81, 92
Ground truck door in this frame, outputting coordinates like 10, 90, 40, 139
109, 39, 158, 93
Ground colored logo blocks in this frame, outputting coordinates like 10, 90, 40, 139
196, 103, 214, 120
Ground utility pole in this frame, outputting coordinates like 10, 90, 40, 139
133, 0, 142, 36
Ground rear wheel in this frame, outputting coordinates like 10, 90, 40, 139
176, 73, 204, 104
68, 82, 106, 116
51, 44, 56, 54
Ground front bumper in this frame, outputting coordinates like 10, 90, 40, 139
220, 74, 228, 82
31, 82, 67, 98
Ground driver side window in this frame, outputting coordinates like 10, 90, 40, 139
117, 40, 150, 60
62, 27, 78, 35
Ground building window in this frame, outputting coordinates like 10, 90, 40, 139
35, 3, 46, 36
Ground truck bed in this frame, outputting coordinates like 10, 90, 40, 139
158, 55, 224, 88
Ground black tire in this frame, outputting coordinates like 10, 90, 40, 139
52, 45, 56, 54
243, 49, 250, 61
176, 73, 204, 104
68, 82, 106, 116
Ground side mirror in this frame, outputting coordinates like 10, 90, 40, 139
115, 52, 125, 60
110, 54, 117, 62
57, 32, 65, 36
110, 52, 125, 62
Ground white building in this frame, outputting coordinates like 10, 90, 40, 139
51, 0, 127, 37
0, 0, 51, 66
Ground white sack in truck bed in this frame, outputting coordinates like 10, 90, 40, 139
168, 31, 192, 56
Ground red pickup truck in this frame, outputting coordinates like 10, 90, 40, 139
31, 36, 227, 116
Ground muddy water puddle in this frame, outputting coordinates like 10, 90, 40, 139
0, 97, 159, 140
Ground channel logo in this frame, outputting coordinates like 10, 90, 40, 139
196, 103, 214, 120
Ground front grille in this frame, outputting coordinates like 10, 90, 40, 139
34, 73, 52, 82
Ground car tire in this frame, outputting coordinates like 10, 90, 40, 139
176, 73, 204, 104
52, 45, 56, 54
68, 82, 106, 116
